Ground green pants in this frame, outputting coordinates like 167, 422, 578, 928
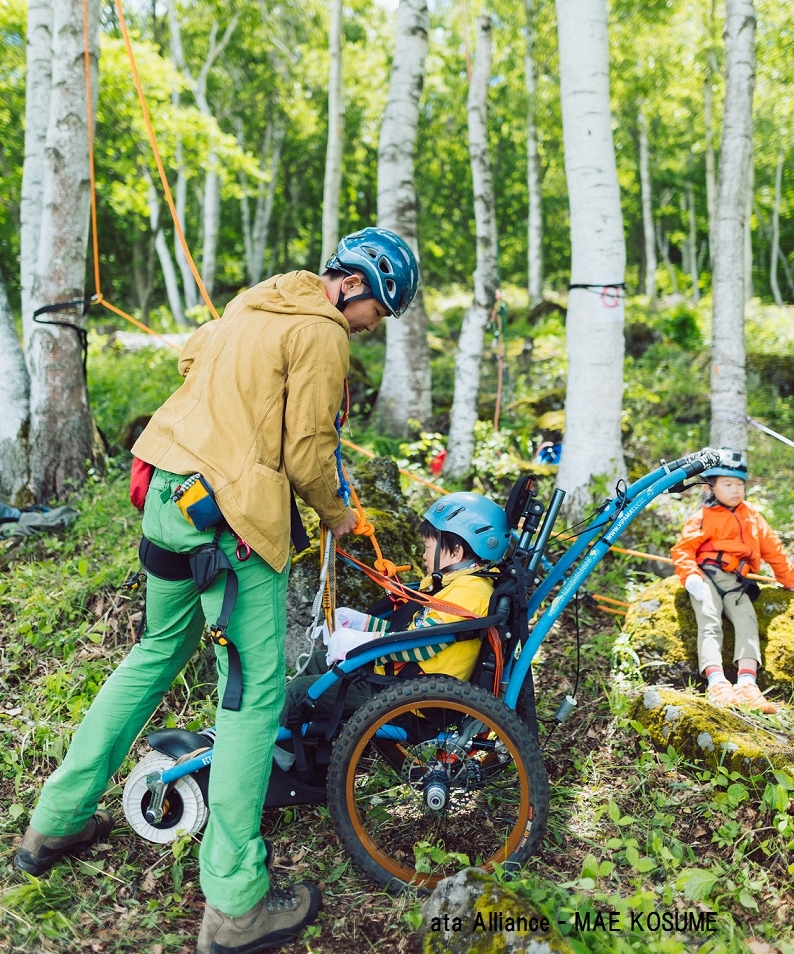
31, 469, 288, 916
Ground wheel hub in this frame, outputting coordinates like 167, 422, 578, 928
423, 768, 451, 811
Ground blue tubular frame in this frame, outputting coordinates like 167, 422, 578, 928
153, 450, 722, 789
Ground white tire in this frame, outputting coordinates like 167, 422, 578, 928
123, 752, 208, 844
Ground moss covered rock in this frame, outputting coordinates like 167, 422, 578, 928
285, 457, 424, 667
420, 868, 573, 954
623, 575, 794, 690
631, 687, 794, 776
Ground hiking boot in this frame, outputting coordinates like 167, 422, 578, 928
196, 881, 323, 953
13, 811, 114, 876
706, 680, 739, 707
734, 682, 779, 714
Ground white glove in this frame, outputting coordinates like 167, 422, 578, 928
335, 607, 370, 630
685, 574, 706, 602
326, 628, 379, 666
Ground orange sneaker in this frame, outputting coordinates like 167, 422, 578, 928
734, 682, 778, 715
707, 680, 739, 707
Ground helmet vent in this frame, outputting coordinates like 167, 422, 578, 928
378, 258, 392, 273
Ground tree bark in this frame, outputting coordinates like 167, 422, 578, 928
710, 0, 755, 453
373, 0, 431, 437
524, 0, 543, 308
320, 0, 344, 267
145, 170, 186, 326
638, 106, 656, 299
0, 268, 30, 502
239, 120, 285, 287
770, 147, 784, 307
444, 16, 498, 479
20, 0, 53, 348
26, 0, 100, 501
744, 153, 754, 301
554, 0, 626, 517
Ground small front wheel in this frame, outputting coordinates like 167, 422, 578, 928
327, 676, 549, 891
123, 752, 208, 844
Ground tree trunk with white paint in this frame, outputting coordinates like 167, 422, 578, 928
711, 0, 755, 451
524, 0, 543, 308
20, 0, 53, 347
320, 0, 344, 267
710, 0, 755, 453
770, 147, 784, 307
444, 16, 498, 480
638, 107, 656, 300
26, 0, 100, 501
0, 269, 30, 502
373, 0, 431, 437
554, 0, 626, 517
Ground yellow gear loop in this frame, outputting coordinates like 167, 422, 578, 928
320, 525, 337, 632
345, 468, 411, 578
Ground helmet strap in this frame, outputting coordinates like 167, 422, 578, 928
337, 282, 374, 314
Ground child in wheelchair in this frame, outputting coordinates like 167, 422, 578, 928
276, 492, 511, 765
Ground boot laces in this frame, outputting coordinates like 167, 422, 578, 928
265, 883, 300, 912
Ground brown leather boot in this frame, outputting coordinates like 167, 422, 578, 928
14, 811, 114, 876
196, 881, 322, 953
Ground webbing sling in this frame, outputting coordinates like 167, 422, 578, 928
138, 532, 243, 711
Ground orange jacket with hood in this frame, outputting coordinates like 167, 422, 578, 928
671, 497, 794, 588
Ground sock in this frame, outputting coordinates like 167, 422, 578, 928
736, 668, 757, 687
705, 667, 728, 687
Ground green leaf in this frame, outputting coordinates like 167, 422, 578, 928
581, 853, 599, 880
676, 867, 721, 901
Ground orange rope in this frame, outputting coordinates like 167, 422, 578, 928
344, 467, 412, 578
81, 0, 182, 352
114, 0, 220, 323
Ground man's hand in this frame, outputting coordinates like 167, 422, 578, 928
685, 574, 706, 602
330, 508, 359, 540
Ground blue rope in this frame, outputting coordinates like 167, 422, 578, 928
335, 412, 351, 506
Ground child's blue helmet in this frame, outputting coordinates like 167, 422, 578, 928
424, 492, 511, 561
326, 228, 419, 317
703, 448, 748, 481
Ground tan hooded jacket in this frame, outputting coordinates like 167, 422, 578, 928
132, 270, 350, 571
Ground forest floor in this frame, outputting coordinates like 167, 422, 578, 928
2, 466, 794, 954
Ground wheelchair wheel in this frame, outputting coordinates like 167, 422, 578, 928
123, 752, 209, 844
327, 676, 548, 891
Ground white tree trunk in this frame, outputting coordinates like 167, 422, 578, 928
0, 270, 30, 502
770, 147, 784, 307
201, 151, 220, 296
524, 0, 543, 308
373, 0, 431, 437
321, 0, 344, 267
688, 182, 700, 304
554, 0, 626, 516
20, 0, 53, 348
26, 0, 100, 501
444, 16, 498, 479
710, 0, 755, 453
744, 154, 754, 301
146, 171, 186, 326
239, 120, 285, 287
638, 107, 656, 299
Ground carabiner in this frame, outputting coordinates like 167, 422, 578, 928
235, 536, 251, 562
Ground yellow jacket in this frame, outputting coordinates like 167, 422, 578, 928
132, 271, 350, 571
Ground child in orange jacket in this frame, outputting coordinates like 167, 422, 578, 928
671, 450, 794, 713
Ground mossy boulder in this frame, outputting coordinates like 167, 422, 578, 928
623, 575, 794, 690
420, 868, 574, 954
631, 687, 794, 777
285, 456, 424, 667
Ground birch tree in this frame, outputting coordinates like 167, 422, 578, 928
320, 0, 344, 267
239, 119, 285, 286
710, 0, 755, 453
0, 268, 29, 502
20, 0, 53, 348
26, 0, 100, 501
444, 16, 498, 479
770, 147, 784, 306
373, 0, 431, 436
524, 0, 543, 307
554, 0, 626, 515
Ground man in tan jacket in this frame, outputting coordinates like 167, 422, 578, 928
15, 229, 419, 954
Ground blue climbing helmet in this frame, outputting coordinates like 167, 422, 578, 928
423, 492, 511, 562
703, 448, 748, 482
326, 228, 419, 317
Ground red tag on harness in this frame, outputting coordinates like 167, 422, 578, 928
130, 456, 155, 511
